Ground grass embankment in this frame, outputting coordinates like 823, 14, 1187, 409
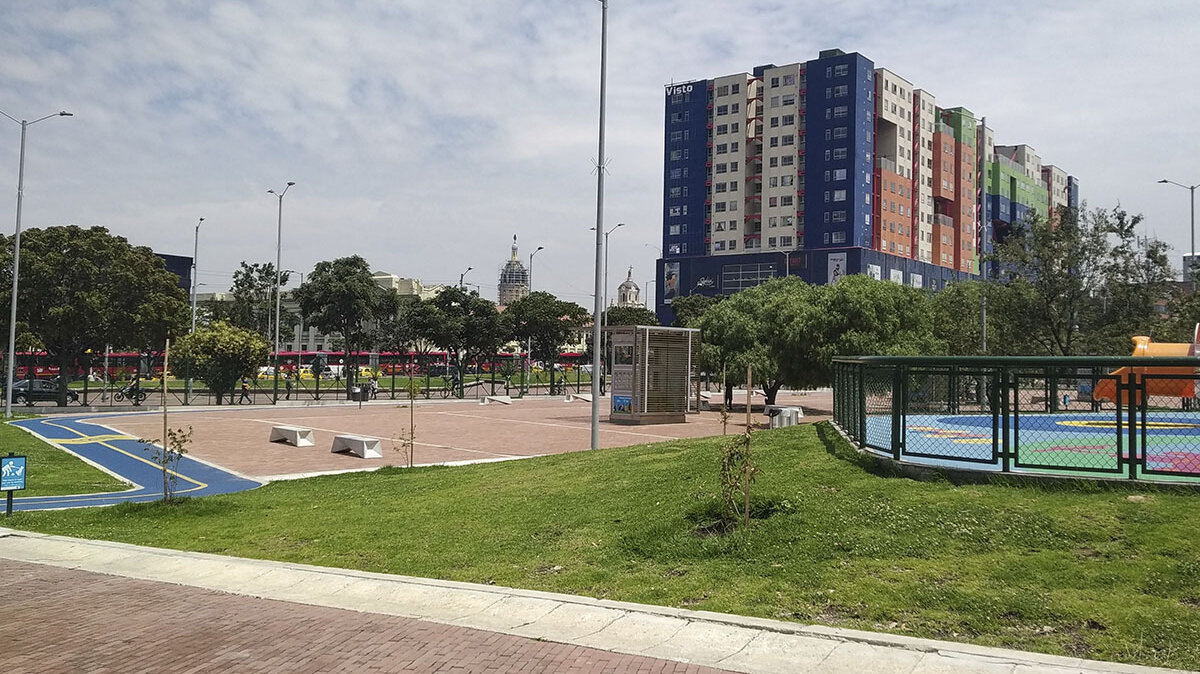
7, 423, 1200, 669
1, 421, 127, 497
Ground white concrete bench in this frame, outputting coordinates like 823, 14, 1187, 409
331, 434, 383, 459
269, 425, 315, 447
479, 395, 513, 405
565, 393, 592, 402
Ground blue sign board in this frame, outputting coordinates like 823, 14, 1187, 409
612, 395, 632, 414
1, 455, 26, 491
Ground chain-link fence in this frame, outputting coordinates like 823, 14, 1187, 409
833, 356, 1200, 483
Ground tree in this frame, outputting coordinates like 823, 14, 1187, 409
417, 287, 505, 395
293, 256, 397, 391
205, 262, 293, 340
990, 206, 1173, 356
604, 305, 659, 327
670, 293, 723, 328
2, 226, 189, 405
172, 321, 270, 404
503, 291, 589, 370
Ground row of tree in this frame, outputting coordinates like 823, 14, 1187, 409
682, 206, 1200, 404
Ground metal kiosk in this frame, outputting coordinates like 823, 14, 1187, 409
607, 325, 699, 425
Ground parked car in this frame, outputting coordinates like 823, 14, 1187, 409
5, 379, 80, 405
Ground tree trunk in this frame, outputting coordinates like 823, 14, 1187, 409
56, 352, 74, 407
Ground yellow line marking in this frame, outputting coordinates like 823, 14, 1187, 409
55, 434, 136, 444
40, 419, 206, 491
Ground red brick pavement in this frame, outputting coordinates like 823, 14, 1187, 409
6, 561, 734, 673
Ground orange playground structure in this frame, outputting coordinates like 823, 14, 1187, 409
1092, 326, 1200, 404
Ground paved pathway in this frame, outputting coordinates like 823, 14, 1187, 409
9, 415, 260, 510
0, 529, 1186, 674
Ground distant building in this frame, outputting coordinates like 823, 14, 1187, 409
655, 47, 1079, 323
615, 267, 641, 307
497, 235, 530, 305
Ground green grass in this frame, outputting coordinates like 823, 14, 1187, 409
6, 423, 1200, 669
1, 421, 127, 497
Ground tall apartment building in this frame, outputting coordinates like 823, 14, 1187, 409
657, 48, 1078, 323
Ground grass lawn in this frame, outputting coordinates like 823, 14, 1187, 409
1, 420, 127, 497
6, 422, 1200, 669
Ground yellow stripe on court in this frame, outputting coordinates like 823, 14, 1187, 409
55, 434, 136, 444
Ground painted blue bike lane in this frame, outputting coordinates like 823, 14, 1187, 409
8, 414, 261, 511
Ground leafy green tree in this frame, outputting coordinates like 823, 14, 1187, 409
417, 287, 505, 393
503, 291, 589, 371
172, 321, 270, 404
293, 256, 398, 391
701, 279, 816, 405
604, 305, 658, 327
2, 226, 189, 405
990, 206, 1173, 355
928, 280, 986, 356
204, 262, 293, 340
670, 293, 722, 328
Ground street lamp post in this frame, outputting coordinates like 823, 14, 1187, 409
0, 109, 71, 419
526, 246, 544, 395
590, 0, 610, 450
268, 182, 295, 404
459, 266, 473, 289
778, 250, 789, 277
598, 222, 624, 397
187, 216, 204, 404
1158, 179, 1198, 291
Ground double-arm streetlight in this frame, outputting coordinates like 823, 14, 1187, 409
1, 108, 72, 419
1158, 178, 1198, 291
459, 266, 473, 289
268, 182, 295, 403
524, 245, 545, 395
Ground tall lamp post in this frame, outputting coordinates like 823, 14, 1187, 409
778, 250, 789, 277
187, 216, 204, 403
526, 246, 544, 395
459, 266, 473, 289
268, 181, 295, 404
590, 0, 610, 450
594, 222, 624, 397
1, 108, 72, 419
1158, 179, 1198, 291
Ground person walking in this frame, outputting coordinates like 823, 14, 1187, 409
238, 377, 252, 405
369, 376, 378, 400
285, 375, 293, 401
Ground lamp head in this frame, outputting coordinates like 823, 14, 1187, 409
536, 246, 545, 252
287, 181, 296, 186
1159, 179, 1169, 184
59, 111, 72, 117
267, 189, 275, 194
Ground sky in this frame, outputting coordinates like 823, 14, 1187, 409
2, 0, 1198, 309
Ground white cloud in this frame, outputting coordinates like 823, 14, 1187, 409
0, 0, 1197, 307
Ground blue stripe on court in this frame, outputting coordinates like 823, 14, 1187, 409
8, 415, 261, 511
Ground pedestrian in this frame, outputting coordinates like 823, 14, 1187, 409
369, 376, 378, 400
285, 376, 293, 400
239, 377, 252, 404
725, 383, 734, 409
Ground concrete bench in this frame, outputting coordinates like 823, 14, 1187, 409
331, 434, 383, 459
479, 395, 513, 405
269, 425, 315, 447
565, 393, 592, 403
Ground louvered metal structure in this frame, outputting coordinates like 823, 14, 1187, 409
607, 325, 699, 424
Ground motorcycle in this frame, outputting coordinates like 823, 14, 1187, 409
114, 384, 148, 404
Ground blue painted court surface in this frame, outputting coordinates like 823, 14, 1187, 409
9, 415, 261, 511
864, 412, 1200, 481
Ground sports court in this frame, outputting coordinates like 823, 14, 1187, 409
95, 391, 831, 482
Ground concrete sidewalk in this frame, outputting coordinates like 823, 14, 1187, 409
0, 528, 1188, 674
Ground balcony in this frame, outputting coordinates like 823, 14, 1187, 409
934, 213, 954, 227
875, 156, 899, 174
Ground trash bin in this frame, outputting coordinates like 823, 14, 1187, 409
351, 386, 366, 401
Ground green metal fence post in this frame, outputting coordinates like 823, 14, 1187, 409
1000, 367, 1011, 473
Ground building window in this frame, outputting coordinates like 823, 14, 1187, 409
833, 189, 846, 202
716, 124, 728, 135
715, 163, 727, 174
832, 231, 846, 244
669, 187, 682, 198
832, 210, 846, 223
729, 221, 738, 231
715, 202, 726, 212
769, 196, 778, 207
771, 77, 780, 87
729, 200, 738, 211
780, 175, 793, 186
668, 243, 681, 254
668, 206, 681, 216
833, 168, 846, 181
770, 96, 780, 108
782, 114, 794, 125
832, 126, 848, 139
717, 85, 729, 96
768, 236, 777, 247
730, 141, 739, 152
732, 83, 740, 94
769, 216, 778, 227
769, 136, 779, 148
782, 93, 795, 106
731, 103, 740, 113
669, 150, 682, 161
669, 224, 681, 235
729, 240, 737, 249
714, 241, 725, 251
782, 135, 794, 146
781, 195, 793, 206
782, 236, 793, 247
833, 105, 848, 118
832, 147, 847, 160
730, 161, 739, 171
781, 155, 794, 166
716, 143, 728, 154
833, 85, 848, 97
834, 64, 848, 77
770, 117, 779, 128
715, 183, 727, 193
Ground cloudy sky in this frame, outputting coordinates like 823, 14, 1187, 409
2, 1, 1198, 307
